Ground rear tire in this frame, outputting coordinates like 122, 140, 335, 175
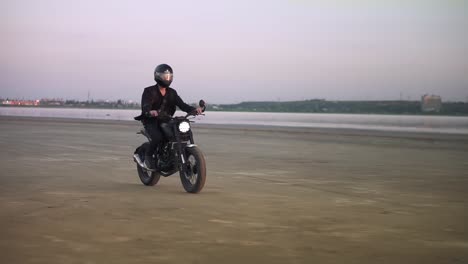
180, 146, 206, 193
136, 143, 160, 186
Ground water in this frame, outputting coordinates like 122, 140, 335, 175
1, 107, 468, 134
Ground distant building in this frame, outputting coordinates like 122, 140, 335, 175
2, 99, 40, 106
421, 94, 442, 112
40, 99, 64, 106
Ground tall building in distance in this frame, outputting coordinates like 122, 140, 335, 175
421, 94, 442, 113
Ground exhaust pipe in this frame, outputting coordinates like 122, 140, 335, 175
133, 154, 156, 172
133, 154, 146, 168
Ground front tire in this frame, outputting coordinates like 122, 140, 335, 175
180, 146, 206, 193
136, 143, 160, 186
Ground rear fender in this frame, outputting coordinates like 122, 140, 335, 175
134, 142, 149, 155
134, 146, 141, 154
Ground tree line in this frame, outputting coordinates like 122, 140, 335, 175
206, 100, 468, 115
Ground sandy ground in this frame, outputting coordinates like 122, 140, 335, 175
0, 116, 467, 264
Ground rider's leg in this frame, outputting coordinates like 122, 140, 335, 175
143, 120, 163, 169
160, 121, 174, 141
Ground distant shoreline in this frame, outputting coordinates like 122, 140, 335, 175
2, 115, 467, 141
1, 104, 467, 117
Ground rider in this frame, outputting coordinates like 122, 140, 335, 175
135, 64, 203, 169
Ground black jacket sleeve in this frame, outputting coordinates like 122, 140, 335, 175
141, 87, 153, 114
174, 91, 196, 113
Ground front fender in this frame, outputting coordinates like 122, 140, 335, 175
178, 144, 198, 165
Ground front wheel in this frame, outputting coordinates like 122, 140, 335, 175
136, 143, 161, 186
180, 146, 206, 193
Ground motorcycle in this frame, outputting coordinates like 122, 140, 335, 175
133, 100, 207, 193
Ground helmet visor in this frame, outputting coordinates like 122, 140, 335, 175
156, 71, 173, 82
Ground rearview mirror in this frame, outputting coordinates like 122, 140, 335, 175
199, 100, 206, 109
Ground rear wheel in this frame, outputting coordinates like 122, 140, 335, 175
180, 146, 206, 193
136, 143, 160, 186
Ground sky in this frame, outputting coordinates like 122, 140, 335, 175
1, 0, 467, 103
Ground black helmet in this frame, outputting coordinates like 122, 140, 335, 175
154, 64, 173, 87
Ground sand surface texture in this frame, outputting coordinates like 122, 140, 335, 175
1, 116, 467, 264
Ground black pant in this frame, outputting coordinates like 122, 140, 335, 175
143, 120, 164, 157
143, 120, 174, 156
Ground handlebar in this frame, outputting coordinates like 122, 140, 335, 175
143, 99, 206, 120
185, 100, 206, 118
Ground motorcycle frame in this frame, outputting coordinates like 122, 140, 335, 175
140, 117, 196, 177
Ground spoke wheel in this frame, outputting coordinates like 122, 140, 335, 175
180, 146, 206, 193
136, 143, 160, 186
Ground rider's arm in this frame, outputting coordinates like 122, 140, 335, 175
141, 88, 153, 115
175, 93, 196, 113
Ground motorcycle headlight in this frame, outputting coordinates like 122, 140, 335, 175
178, 121, 191, 133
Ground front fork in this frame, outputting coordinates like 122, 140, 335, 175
173, 127, 194, 171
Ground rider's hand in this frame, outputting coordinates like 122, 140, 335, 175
149, 110, 159, 117
196, 107, 203, 115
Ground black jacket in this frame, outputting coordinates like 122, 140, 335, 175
135, 85, 195, 121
